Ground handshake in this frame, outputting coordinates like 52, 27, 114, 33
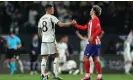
71, 20, 77, 25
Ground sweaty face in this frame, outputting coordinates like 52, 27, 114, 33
90, 8, 94, 16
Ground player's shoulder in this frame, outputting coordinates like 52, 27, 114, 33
39, 14, 47, 20
7, 36, 11, 39
14, 35, 20, 39
40, 14, 56, 20
50, 15, 57, 19
63, 43, 67, 47
94, 16, 99, 20
92, 16, 100, 22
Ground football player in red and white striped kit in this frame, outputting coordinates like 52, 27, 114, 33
73, 5, 103, 80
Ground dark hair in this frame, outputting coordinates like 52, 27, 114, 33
45, 4, 53, 10
92, 5, 102, 16
62, 35, 68, 38
9, 31, 15, 35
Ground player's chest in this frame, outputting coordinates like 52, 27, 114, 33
87, 21, 92, 29
58, 44, 66, 49
9, 38, 17, 44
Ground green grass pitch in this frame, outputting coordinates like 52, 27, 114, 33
0, 74, 133, 80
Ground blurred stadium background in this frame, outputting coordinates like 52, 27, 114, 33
0, 1, 133, 80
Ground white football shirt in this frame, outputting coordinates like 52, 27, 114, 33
57, 42, 68, 57
80, 39, 88, 51
126, 31, 133, 44
38, 14, 59, 42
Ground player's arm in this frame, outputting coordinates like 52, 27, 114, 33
91, 19, 101, 39
38, 28, 42, 38
65, 49, 70, 57
99, 30, 104, 38
17, 37, 22, 49
7, 43, 10, 48
72, 20, 88, 30
17, 43, 22, 49
37, 20, 42, 38
65, 43, 70, 56
57, 21, 73, 27
51, 16, 73, 27
74, 24, 88, 31
75, 30, 85, 40
6, 38, 10, 48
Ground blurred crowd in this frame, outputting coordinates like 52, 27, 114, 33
0, 1, 133, 35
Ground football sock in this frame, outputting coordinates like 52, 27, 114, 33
84, 60, 90, 77
18, 60, 24, 73
125, 63, 132, 73
41, 58, 47, 75
10, 61, 16, 75
79, 61, 84, 74
53, 57, 59, 77
95, 61, 102, 78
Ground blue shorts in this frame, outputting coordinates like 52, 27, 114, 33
84, 44, 101, 57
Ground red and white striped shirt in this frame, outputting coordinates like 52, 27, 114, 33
74, 16, 101, 45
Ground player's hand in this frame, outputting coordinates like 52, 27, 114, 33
88, 37, 93, 42
75, 30, 79, 34
72, 20, 77, 25
66, 53, 70, 57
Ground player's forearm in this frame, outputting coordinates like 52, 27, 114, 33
74, 24, 87, 30
17, 44, 22, 49
92, 26, 101, 39
76, 31, 85, 40
99, 30, 104, 38
66, 49, 70, 56
58, 22, 72, 27
38, 28, 42, 38
7, 44, 10, 48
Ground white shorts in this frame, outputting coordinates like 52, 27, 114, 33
79, 51, 84, 61
123, 41, 132, 62
59, 56, 66, 63
41, 42, 58, 55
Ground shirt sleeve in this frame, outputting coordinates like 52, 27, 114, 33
64, 43, 68, 49
16, 36, 21, 44
74, 24, 88, 30
7, 37, 10, 44
126, 31, 133, 43
38, 20, 42, 28
51, 16, 59, 24
91, 18, 101, 39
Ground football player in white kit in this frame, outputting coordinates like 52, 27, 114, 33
38, 4, 74, 80
57, 35, 69, 73
75, 30, 94, 74
123, 30, 133, 75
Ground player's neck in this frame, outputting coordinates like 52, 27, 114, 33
59, 40, 63, 43
91, 15, 96, 19
46, 12, 51, 15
